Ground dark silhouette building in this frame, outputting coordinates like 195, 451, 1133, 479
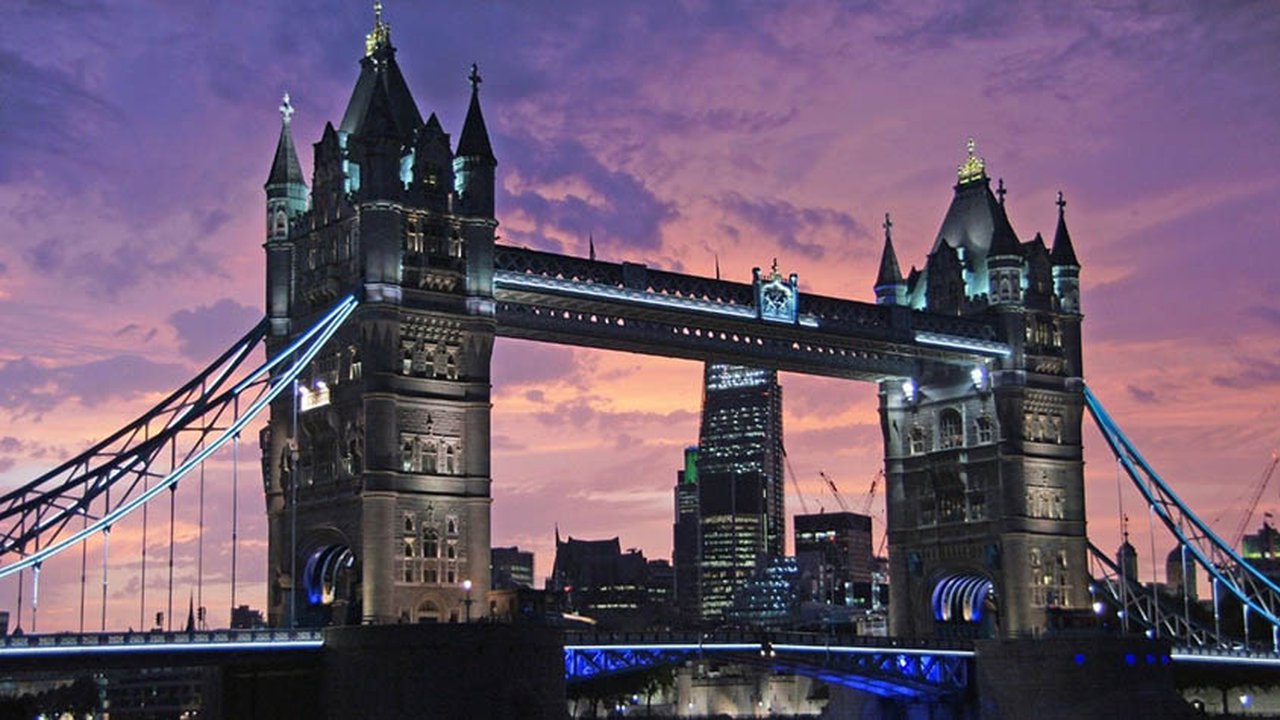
673, 446, 701, 624
491, 546, 535, 589
695, 363, 785, 623
794, 511, 874, 607
550, 533, 667, 630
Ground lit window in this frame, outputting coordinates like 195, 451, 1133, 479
939, 409, 963, 450
976, 416, 993, 444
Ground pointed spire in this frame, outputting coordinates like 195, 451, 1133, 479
714, 253, 721, 281
365, 1, 392, 56
185, 593, 196, 633
957, 137, 987, 184
588, 234, 596, 261
1051, 190, 1079, 267
456, 63, 495, 161
555, 522, 562, 546
266, 92, 306, 188
875, 212, 904, 288
989, 191, 1021, 258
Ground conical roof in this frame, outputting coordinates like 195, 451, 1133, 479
875, 215, 904, 288
339, 48, 423, 142
457, 65, 495, 161
1051, 192, 1080, 267
266, 96, 305, 188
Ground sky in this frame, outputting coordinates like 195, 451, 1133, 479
2, 0, 1279, 631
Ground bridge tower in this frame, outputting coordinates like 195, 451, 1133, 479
261, 6, 497, 626
878, 142, 1086, 638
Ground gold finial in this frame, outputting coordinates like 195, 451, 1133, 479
279, 92, 295, 125
770, 257, 780, 279
957, 137, 987, 184
365, 1, 391, 56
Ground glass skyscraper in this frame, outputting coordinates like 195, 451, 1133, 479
695, 363, 784, 622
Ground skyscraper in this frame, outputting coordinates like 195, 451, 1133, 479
695, 363, 784, 622
794, 511, 873, 607
673, 446, 701, 623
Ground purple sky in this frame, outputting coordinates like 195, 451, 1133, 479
2, 1, 1279, 630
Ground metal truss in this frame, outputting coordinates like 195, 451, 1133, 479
0, 296, 359, 578
1087, 541, 1219, 646
493, 245, 1008, 381
1086, 385, 1280, 648
564, 632, 972, 699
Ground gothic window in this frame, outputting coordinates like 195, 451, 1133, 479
433, 342, 447, 378
1052, 321, 1063, 347
348, 345, 362, 381
422, 531, 439, 559
423, 440, 438, 474
404, 516, 414, 533
407, 218, 424, 254
404, 541, 414, 558
975, 416, 993, 444
909, 426, 928, 455
402, 438, 415, 472
935, 471, 965, 523
273, 210, 288, 237
424, 567, 439, 584
402, 347, 413, 375
446, 568, 456, 584
446, 346, 459, 379
449, 233, 462, 258
446, 542, 457, 560
446, 515, 459, 536
444, 444, 457, 474
404, 566, 414, 583
939, 409, 963, 450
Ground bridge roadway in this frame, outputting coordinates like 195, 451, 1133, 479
491, 245, 1010, 382
0, 628, 1275, 687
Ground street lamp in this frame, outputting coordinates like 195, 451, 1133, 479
462, 579, 473, 623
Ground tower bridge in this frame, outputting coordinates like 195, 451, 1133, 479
2, 8, 1280, 710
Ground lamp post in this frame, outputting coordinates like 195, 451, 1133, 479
462, 579, 474, 623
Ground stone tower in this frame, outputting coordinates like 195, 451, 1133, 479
261, 5, 497, 626
878, 141, 1086, 638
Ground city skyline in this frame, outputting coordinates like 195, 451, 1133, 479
2, 1, 1279, 630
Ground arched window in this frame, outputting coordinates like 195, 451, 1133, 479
403, 541, 414, 558
975, 416, 993, 444
422, 531, 439, 559
939, 409, 963, 449
909, 426, 927, 455
423, 441, 438, 474
404, 516, 414, 533
445, 444, 456, 474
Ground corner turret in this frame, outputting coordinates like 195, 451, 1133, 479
874, 213, 906, 306
454, 64, 497, 217
1051, 191, 1081, 314
264, 93, 307, 335
987, 179, 1023, 307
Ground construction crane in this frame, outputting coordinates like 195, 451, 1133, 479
1230, 451, 1280, 551
781, 444, 812, 515
818, 470, 850, 512
862, 469, 884, 515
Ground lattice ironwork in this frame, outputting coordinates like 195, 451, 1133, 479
0, 296, 359, 579
1086, 385, 1280, 649
1087, 541, 1219, 646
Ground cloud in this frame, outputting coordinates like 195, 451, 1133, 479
167, 298, 262, 363
1212, 358, 1280, 390
0, 354, 190, 417
500, 135, 677, 253
716, 192, 867, 261
1247, 305, 1280, 329
492, 340, 588, 388
0, 46, 119, 185
1126, 384, 1158, 404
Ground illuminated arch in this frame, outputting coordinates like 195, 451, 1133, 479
304, 544, 355, 606
931, 573, 995, 623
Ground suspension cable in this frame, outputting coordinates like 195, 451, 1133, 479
78, 510, 88, 633
231, 423, 240, 623
197, 434, 205, 629
1147, 503, 1160, 637
140, 473, 148, 631
167, 482, 176, 632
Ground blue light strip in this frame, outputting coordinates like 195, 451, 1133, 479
0, 639, 323, 657
565, 643, 761, 653
913, 332, 1011, 357
495, 271, 757, 320
1172, 652, 1280, 667
771, 644, 974, 658
0, 296, 358, 579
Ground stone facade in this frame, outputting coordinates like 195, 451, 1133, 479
261, 9, 497, 626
